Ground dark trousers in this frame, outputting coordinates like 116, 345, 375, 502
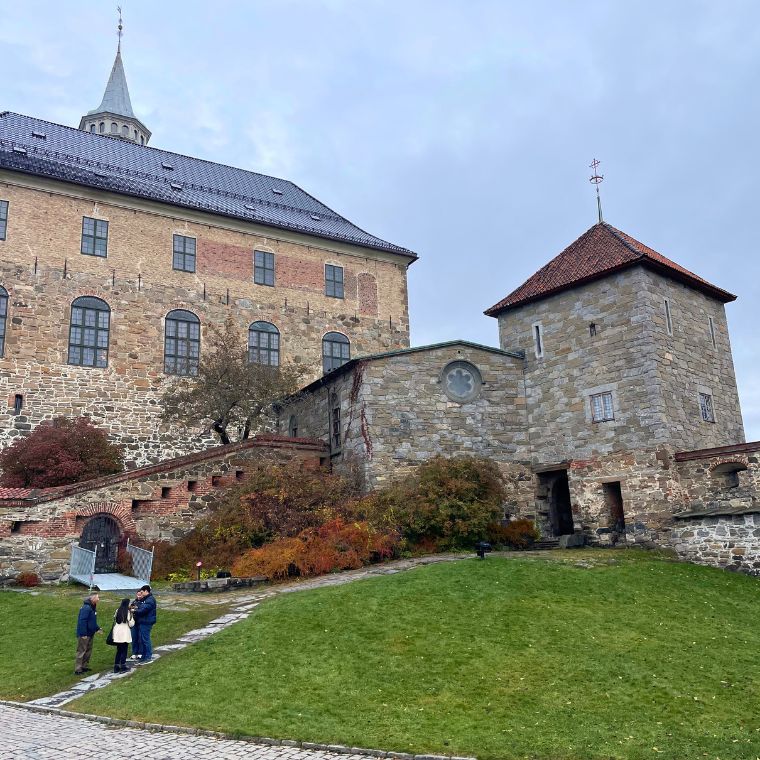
139, 623, 154, 661
114, 642, 128, 669
131, 623, 141, 656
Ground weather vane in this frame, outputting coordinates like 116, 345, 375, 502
589, 158, 604, 223
117, 6, 123, 53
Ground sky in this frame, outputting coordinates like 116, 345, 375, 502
1, 0, 759, 439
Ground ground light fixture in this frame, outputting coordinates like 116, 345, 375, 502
475, 541, 492, 559
196, 560, 203, 580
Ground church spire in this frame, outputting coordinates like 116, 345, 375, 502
78, 9, 152, 145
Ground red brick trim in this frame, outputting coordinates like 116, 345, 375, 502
675, 440, 760, 462
71, 501, 137, 535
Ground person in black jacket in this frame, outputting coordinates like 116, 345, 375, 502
134, 585, 157, 662
74, 593, 102, 674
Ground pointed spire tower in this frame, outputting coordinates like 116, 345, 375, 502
78, 9, 151, 145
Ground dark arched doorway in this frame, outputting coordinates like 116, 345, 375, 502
79, 514, 122, 573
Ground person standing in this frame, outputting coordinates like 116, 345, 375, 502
74, 593, 102, 675
112, 598, 134, 673
134, 585, 156, 662
128, 591, 142, 661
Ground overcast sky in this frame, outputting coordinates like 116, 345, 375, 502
2, 0, 758, 439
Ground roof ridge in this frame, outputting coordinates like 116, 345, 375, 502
600, 222, 647, 261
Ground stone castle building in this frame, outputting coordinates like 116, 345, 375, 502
1, 37, 759, 583
0, 44, 415, 465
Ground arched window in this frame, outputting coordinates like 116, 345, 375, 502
121, 125, 129, 137
0, 286, 8, 358
89, 124, 95, 133
140, 136, 144, 145
288, 415, 298, 437
68, 296, 110, 368
248, 321, 280, 366
99, 122, 105, 133
322, 332, 350, 373
164, 309, 200, 376
110, 122, 118, 134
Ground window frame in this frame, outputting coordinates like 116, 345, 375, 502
81, 217, 109, 258
699, 392, 715, 423
322, 331, 350, 373
590, 391, 615, 423
164, 309, 201, 376
0, 285, 8, 358
68, 296, 111, 368
254, 250, 275, 287
172, 234, 197, 273
0, 199, 8, 241
325, 264, 344, 299
248, 321, 280, 366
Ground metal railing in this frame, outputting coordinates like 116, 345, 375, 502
69, 544, 96, 591
126, 539, 154, 583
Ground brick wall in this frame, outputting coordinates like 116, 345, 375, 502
0, 174, 411, 463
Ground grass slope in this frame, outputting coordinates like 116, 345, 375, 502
69, 551, 760, 760
0, 590, 223, 701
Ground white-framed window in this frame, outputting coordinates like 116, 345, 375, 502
532, 322, 544, 358
699, 392, 715, 423
664, 298, 673, 335
708, 316, 716, 348
590, 391, 614, 422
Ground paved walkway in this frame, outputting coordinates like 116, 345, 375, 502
30, 553, 469, 709
0, 703, 390, 759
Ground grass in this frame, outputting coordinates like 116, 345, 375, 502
0, 588, 224, 701
68, 550, 760, 760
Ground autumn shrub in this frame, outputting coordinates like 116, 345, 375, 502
359, 456, 505, 550
500, 519, 540, 550
232, 518, 398, 581
15, 571, 40, 588
0, 417, 123, 488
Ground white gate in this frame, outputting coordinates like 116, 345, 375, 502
69, 544, 96, 590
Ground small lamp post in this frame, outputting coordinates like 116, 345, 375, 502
475, 541, 492, 560
196, 560, 203, 581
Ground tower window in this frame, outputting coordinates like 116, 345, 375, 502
99, 122, 105, 133
322, 332, 350, 373
121, 124, 129, 137
164, 309, 200, 376
13, 394, 23, 415
664, 298, 673, 335
589, 322, 597, 338
68, 296, 110, 368
533, 323, 544, 358
172, 234, 196, 273
248, 321, 280, 366
0, 285, 8, 357
81, 217, 109, 257
699, 392, 715, 423
708, 316, 716, 348
89, 124, 96, 133
288, 415, 298, 437
590, 391, 614, 422
325, 264, 344, 299
0, 200, 7, 241
110, 122, 118, 134
254, 250, 275, 286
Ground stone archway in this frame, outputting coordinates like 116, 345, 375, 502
79, 514, 122, 573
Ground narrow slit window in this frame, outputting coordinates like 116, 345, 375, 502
254, 250, 275, 286
172, 234, 196, 273
708, 316, 716, 348
590, 391, 614, 422
325, 264, 344, 299
664, 299, 673, 335
81, 217, 109, 257
13, 394, 22, 415
533, 323, 543, 358
589, 322, 597, 338
699, 392, 715, 423
0, 285, 7, 357
0, 200, 8, 240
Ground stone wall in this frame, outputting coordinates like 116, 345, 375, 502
0, 436, 326, 582
0, 173, 411, 464
496, 265, 744, 465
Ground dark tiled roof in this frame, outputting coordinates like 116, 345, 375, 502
0, 112, 416, 259
484, 222, 735, 316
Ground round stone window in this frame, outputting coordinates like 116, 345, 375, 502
441, 360, 483, 403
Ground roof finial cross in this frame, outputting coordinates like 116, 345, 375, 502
117, 6, 123, 53
589, 158, 604, 223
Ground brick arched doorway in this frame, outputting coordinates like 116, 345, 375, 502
79, 514, 122, 573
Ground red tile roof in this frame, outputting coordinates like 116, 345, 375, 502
484, 222, 736, 316
0, 487, 36, 500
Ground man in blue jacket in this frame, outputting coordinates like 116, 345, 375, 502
74, 593, 102, 674
134, 585, 157, 662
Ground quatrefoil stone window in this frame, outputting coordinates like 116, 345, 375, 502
441, 360, 483, 403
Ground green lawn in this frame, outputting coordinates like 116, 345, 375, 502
0, 590, 223, 701
69, 551, 760, 760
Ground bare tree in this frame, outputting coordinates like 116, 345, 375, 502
161, 317, 309, 445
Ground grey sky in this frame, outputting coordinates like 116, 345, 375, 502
2, 0, 758, 439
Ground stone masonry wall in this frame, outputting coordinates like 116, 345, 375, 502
497, 266, 743, 465
0, 437, 325, 582
0, 174, 411, 464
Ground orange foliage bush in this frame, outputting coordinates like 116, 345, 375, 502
16, 571, 40, 587
490, 519, 539, 549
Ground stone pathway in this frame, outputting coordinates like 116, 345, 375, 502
29, 553, 469, 709
0, 702, 461, 760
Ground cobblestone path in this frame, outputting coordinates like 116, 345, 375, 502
0, 703, 386, 759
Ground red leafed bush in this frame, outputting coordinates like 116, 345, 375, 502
16, 571, 40, 587
0, 417, 123, 488
232, 518, 398, 581
498, 519, 540, 550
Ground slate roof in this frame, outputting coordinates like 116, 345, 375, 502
0, 112, 416, 258
86, 51, 135, 119
484, 222, 735, 316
